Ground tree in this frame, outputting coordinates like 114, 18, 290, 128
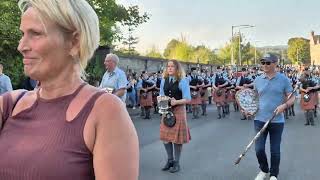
287, 38, 310, 65
163, 39, 180, 58
217, 34, 261, 66
145, 46, 162, 58
191, 45, 215, 64
88, 0, 128, 45
163, 36, 221, 64
121, 5, 150, 54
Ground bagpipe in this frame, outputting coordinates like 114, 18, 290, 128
190, 76, 200, 98
141, 80, 155, 99
300, 78, 319, 102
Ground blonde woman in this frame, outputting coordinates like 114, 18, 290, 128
159, 60, 191, 173
0, 0, 138, 179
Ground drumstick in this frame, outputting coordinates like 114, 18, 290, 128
234, 83, 300, 165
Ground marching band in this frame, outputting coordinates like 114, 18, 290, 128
124, 56, 320, 177
128, 64, 320, 127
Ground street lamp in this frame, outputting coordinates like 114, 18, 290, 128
231, 25, 255, 68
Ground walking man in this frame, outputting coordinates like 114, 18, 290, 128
253, 53, 295, 180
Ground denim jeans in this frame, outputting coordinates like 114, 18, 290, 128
127, 90, 137, 107
254, 120, 284, 177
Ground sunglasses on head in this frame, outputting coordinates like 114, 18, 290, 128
261, 61, 272, 65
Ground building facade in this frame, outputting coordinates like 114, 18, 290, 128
310, 31, 320, 65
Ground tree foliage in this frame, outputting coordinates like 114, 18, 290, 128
0, 1, 24, 88
287, 37, 310, 65
145, 46, 162, 58
217, 34, 262, 66
121, 5, 150, 54
162, 34, 261, 66
162, 36, 219, 64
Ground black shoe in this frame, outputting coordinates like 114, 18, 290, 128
169, 161, 180, 173
241, 117, 246, 120
304, 123, 310, 126
217, 114, 221, 119
162, 160, 174, 171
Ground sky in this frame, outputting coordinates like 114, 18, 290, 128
117, 0, 320, 54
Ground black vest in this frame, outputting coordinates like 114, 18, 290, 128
302, 77, 316, 92
142, 80, 154, 92
164, 78, 183, 100
239, 76, 252, 86
215, 74, 225, 86
156, 78, 162, 88
190, 75, 198, 86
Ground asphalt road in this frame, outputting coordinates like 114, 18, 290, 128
130, 102, 320, 180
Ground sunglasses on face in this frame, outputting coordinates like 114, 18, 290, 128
261, 61, 272, 65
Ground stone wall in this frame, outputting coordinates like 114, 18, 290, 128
118, 55, 216, 74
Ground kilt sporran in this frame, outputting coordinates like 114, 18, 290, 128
191, 91, 198, 98
216, 89, 223, 97
303, 93, 311, 102
141, 92, 148, 99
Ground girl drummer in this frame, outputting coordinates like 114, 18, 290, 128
159, 60, 191, 173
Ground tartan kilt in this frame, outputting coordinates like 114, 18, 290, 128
189, 91, 202, 105
160, 105, 191, 144
213, 88, 226, 105
140, 91, 153, 107
201, 88, 209, 102
152, 91, 159, 105
226, 90, 236, 103
300, 92, 316, 110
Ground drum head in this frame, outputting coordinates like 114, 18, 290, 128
235, 88, 259, 116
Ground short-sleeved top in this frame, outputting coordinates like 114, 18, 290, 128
0, 74, 13, 95
160, 76, 191, 100
99, 67, 127, 102
254, 72, 293, 123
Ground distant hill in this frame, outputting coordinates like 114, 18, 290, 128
257, 45, 287, 57
257, 45, 287, 51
